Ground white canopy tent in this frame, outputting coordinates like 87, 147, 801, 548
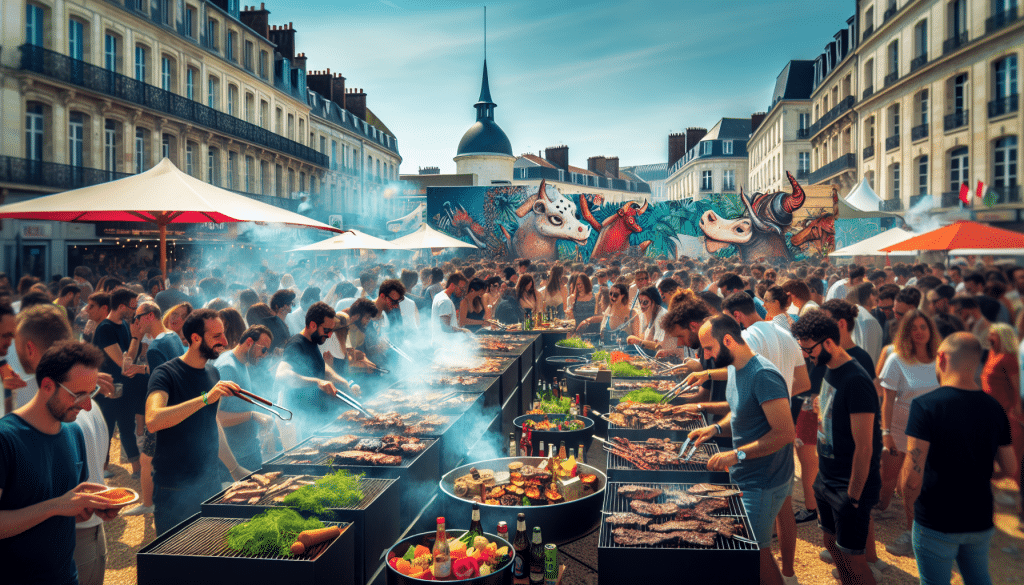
830, 227, 919, 256
388, 223, 478, 249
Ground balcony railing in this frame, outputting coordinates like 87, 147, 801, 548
884, 72, 899, 87
910, 54, 928, 72
885, 135, 900, 150
912, 193, 934, 208
943, 31, 969, 55
19, 44, 329, 168
988, 94, 1019, 118
809, 95, 856, 137
808, 153, 856, 184
990, 185, 1021, 204
796, 128, 810, 139
880, 197, 903, 211
796, 169, 809, 180
940, 191, 962, 208
986, 7, 1019, 33
863, 145, 875, 159
863, 86, 874, 99
862, 25, 875, 41
911, 124, 929, 141
944, 109, 969, 131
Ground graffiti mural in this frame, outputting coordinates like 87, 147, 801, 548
428, 172, 837, 262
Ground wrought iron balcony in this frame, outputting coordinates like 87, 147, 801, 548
885, 135, 900, 151
911, 124, 929, 141
863, 86, 874, 99
986, 7, 1019, 33
910, 54, 928, 72
0, 156, 132, 191
884, 72, 899, 87
944, 109, 969, 131
808, 95, 856, 137
940, 191, 962, 208
880, 198, 903, 211
943, 31, 969, 55
988, 94, 1019, 118
807, 153, 856, 184
912, 193, 934, 208
796, 128, 810, 139
863, 145, 875, 159
990, 185, 1021, 204
19, 44, 329, 168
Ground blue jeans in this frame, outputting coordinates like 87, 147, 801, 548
739, 480, 793, 547
913, 522, 995, 585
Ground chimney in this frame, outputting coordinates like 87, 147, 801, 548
668, 133, 687, 167
419, 166, 440, 175
292, 52, 307, 72
240, 3, 270, 39
605, 157, 619, 179
685, 127, 708, 153
268, 22, 296, 61
751, 112, 767, 134
587, 156, 607, 176
544, 145, 569, 171
307, 68, 333, 101
330, 73, 347, 109
345, 88, 367, 121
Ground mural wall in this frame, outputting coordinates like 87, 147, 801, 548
428, 172, 839, 262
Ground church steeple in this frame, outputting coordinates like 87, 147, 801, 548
474, 60, 496, 121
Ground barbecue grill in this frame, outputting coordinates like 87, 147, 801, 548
439, 457, 607, 545
605, 410, 707, 441
137, 516, 354, 585
598, 481, 758, 585
605, 441, 730, 484
388, 375, 501, 410
202, 475, 400, 585
432, 354, 519, 410
317, 409, 462, 438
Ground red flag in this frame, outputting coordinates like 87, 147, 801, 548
976, 180, 985, 201
959, 182, 970, 205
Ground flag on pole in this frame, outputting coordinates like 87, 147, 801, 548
959, 181, 970, 205
976, 180, 985, 202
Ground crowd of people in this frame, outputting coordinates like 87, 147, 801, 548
0, 251, 1020, 585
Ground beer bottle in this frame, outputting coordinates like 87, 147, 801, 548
512, 513, 528, 579
433, 517, 451, 579
509, 432, 517, 457
468, 503, 483, 538
529, 526, 544, 585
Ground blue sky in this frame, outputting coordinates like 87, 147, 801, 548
271, 0, 853, 174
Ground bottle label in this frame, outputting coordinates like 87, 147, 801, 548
434, 555, 451, 578
513, 555, 525, 577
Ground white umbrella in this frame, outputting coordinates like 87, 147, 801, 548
289, 229, 398, 252
388, 223, 478, 249
830, 227, 919, 256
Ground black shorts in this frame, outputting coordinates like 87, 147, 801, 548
813, 477, 874, 556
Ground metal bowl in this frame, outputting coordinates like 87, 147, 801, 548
439, 457, 606, 544
384, 531, 513, 585
512, 414, 595, 455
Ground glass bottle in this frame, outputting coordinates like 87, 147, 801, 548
433, 516, 451, 579
512, 513, 528, 579
469, 503, 483, 538
529, 526, 544, 585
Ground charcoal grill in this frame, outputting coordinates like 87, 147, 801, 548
137, 516, 353, 585
439, 457, 606, 545
317, 409, 462, 438
598, 481, 758, 585
605, 441, 730, 484
202, 475, 399, 585
605, 410, 707, 441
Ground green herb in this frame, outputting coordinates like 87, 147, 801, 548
521, 496, 532, 506
283, 470, 365, 515
555, 337, 593, 349
559, 419, 585, 431
226, 509, 324, 556
620, 387, 664, 403
610, 361, 652, 378
538, 396, 573, 414
592, 350, 610, 363
402, 544, 417, 561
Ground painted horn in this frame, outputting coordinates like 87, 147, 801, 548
783, 171, 806, 213
638, 199, 649, 214
740, 187, 769, 232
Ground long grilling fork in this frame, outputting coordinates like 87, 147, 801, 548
231, 388, 293, 421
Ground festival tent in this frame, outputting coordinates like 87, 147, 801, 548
880, 220, 1024, 252
289, 229, 398, 252
829, 227, 919, 256
0, 158, 342, 277
388, 223, 478, 249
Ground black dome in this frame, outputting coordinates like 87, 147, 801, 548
457, 119, 513, 156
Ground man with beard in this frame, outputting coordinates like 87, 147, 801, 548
432, 272, 470, 342
2, 303, 20, 414
215, 325, 275, 472
0, 341, 119, 585
145, 309, 251, 534
685, 315, 795, 585
657, 292, 713, 400
791, 310, 881, 585
365, 279, 405, 369
277, 302, 356, 440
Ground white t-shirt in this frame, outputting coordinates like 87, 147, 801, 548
825, 279, 849, 301
741, 320, 803, 395
398, 298, 420, 330
74, 405, 109, 528
879, 353, 939, 452
852, 305, 883, 363
797, 300, 820, 317
771, 312, 794, 333
431, 291, 456, 342
286, 306, 306, 335
638, 306, 667, 343
6, 344, 38, 410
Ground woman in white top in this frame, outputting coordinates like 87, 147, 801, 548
626, 286, 666, 353
878, 309, 940, 532
763, 284, 794, 332
539, 264, 568, 318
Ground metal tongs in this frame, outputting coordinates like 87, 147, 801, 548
677, 436, 700, 461
387, 340, 416, 365
588, 410, 615, 423
659, 380, 692, 403
633, 344, 670, 371
484, 319, 509, 331
231, 388, 293, 421
333, 388, 374, 419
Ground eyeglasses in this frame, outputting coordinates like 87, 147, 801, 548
799, 339, 826, 356
254, 343, 271, 355
388, 294, 404, 305
59, 382, 103, 404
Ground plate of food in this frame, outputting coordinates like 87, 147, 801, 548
82, 486, 140, 509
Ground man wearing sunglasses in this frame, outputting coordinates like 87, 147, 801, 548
215, 325, 275, 473
0, 341, 119, 585
366, 279, 406, 370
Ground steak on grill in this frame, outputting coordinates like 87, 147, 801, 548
663, 489, 700, 508
649, 520, 703, 532
617, 485, 663, 501
629, 501, 679, 517
604, 513, 652, 528
331, 450, 402, 465
694, 497, 729, 515
611, 528, 679, 546
677, 530, 717, 547
687, 483, 719, 494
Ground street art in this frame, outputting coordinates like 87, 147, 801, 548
428, 173, 840, 262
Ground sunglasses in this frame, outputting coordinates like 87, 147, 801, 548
254, 343, 270, 355
609, 293, 621, 299
60, 382, 103, 404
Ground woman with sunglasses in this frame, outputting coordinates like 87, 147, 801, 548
575, 283, 633, 339
626, 286, 665, 352
458, 278, 489, 332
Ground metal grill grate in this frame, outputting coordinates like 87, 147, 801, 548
270, 438, 436, 468
146, 517, 349, 560
208, 476, 392, 510
607, 411, 707, 432
606, 442, 719, 472
599, 481, 757, 551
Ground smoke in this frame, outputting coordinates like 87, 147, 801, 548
902, 195, 959, 235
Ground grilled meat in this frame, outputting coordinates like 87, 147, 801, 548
617, 485, 663, 501
356, 438, 383, 452
321, 435, 359, 449
694, 497, 730, 515
649, 520, 703, 532
604, 513, 653, 528
688, 483, 719, 494
677, 530, 717, 547
663, 489, 701, 508
331, 450, 402, 465
703, 489, 743, 498
629, 501, 680, 517
611, 528, 681, 546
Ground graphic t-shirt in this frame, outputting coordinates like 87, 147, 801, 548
817, 359, 882, 496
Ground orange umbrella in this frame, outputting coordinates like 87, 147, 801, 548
880, 220, 1024, 252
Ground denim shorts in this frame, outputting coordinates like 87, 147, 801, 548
913, 522, 995, 585
739, 480, 793, 547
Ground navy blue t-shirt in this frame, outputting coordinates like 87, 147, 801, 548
148, 358, 221, 487
93, 319, 130, 383
0, 414, 88, 585
726, 355, 794, 489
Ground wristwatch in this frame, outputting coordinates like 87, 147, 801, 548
735, 449, 747, 462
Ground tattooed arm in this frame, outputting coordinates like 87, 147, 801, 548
899, 436, 930, 510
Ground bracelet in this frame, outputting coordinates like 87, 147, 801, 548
713, 423, 722, 435
697, 403, 704, 412
202, 392, 208, 405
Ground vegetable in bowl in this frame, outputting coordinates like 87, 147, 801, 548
555, 337, 593, 349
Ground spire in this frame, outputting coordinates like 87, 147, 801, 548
474, 60, 496, 121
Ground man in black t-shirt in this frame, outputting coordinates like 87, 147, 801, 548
793, 311, 881, 585
277, 302, 357, 440
901, 333, 1016, 585
145, 309, 250, 535
263, 289, 296, 353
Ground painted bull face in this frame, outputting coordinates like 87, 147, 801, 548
619, 201, 649, 233
700, 210, 752, 247
532, 186, 591, 244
